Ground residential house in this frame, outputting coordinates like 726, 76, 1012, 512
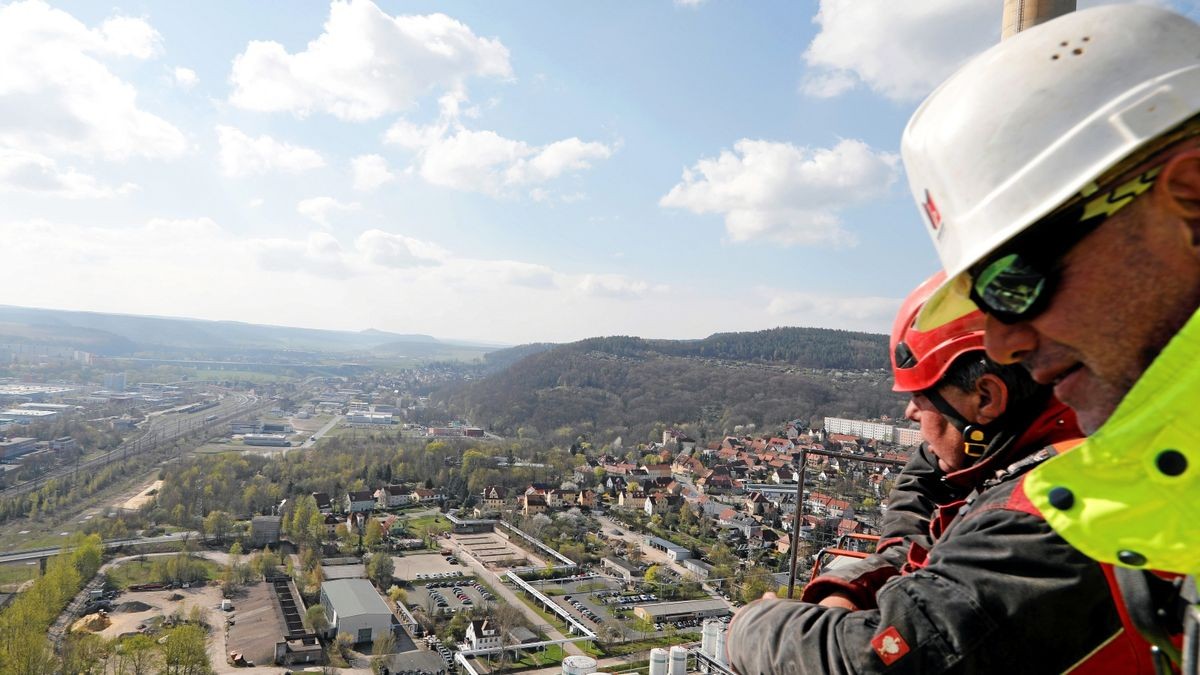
345, 491, 376, 514
323, 513, 342, 536
312, 492, 333, 514
374, 485, 411, 509
576, 489, 597, 509
413, 488, 439, 504
481, 485, 509, 510
523, 494, 547, 517
465, 619, 501, 650
617, 490, 646, 510
644, 493, 683, 517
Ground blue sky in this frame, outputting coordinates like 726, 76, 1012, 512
1, 0, 1195, 345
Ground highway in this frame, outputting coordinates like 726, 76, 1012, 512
0, 388, 266, 499
0, 530, 201, 564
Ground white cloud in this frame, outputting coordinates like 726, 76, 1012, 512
249, 197, 265, 208
297, 196, 360, 226
675, 0, 707, 6
576, 274, 667, 299
216, 125, 325, 177
97, 16, 162, 58
385, 94, 613, 198
355, 229, 445, 268
0, 1, 185, 160
765, 290, 901, 331
801, 0, 999, 101
351, 154, 396, 191
660, 138, 898, 246
800, 0, 1160, 102
172, 67, 198, 90
249, 231, 352, 279
228, 0, 512, 121
0, 149, 137, 199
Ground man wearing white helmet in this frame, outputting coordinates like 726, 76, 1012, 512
902, 3, 1200, 670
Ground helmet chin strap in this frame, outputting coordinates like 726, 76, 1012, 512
923, 385, 1053, 469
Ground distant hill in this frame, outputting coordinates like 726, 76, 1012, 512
437, 327, 902, 441
0, 305, 496, 359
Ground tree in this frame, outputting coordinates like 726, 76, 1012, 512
202, 510, 232, 544
644, 565, 663, 585
63, 633, 110, 674
633, 615, 655, 640
364, 519, 383, 550
366, 552, 394, 588
289, 494, 320, 548
305, 605, 330, 635
388, 586, 407, 605
117, 634, 161, 675
160, 624, 211, 675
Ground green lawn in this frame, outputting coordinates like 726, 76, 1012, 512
0, 563, 38, 589
602, 632, 701, 657
405, 514, 451, 535
508, 643, 566, 669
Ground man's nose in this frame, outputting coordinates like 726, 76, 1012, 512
984, 315, 1038, 365
904, 398, 919, 422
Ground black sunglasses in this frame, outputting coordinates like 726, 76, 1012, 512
969, 164, 1163, 324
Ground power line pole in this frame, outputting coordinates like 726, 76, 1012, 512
1002, 0, 1076, 40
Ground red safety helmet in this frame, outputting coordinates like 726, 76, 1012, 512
891, 271, 986, 393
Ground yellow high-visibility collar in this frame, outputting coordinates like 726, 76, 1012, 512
1026, 307, 1200, 574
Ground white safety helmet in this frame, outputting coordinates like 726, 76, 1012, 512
903, 4, 1200, 329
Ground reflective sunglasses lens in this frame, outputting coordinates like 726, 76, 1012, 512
974, 254, 1045, 316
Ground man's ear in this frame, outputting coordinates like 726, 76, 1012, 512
974, 374, 1008, 425
1159, 149, 1200, 247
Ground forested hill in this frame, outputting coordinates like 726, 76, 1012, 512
438, 327, 902, 442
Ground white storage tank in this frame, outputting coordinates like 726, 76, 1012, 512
669, 645, 687, 675
563, 655, 598, 675
716, 623, 728, 665
649, 647, 669, 675
702, 620, 720, 658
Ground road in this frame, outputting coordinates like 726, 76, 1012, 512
444, 538, 585, 657
301, 414, 343, 448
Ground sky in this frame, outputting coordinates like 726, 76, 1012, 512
1, 0, 1196, 345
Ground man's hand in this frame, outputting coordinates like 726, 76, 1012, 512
817, 592, 860, 611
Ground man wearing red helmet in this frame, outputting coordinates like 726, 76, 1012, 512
726, 274, 1159, 674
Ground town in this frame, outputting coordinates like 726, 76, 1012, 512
0, 355, 919, 674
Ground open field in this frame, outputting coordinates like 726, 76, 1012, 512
0, 562, 38, 589
106, 556, 221, 589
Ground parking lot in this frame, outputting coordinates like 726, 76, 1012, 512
406, 577, 495, 617
539, 576, 723, 639
392, 551, 469, 582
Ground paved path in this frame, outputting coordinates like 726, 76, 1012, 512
445, 538, 585, 657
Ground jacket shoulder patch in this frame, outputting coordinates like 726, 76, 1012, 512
871, 626, 911, 665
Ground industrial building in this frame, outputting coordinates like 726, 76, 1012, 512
250, 516, 282, 547
602, 556, 643, 582
319, 579, 394, 644
645, 535, 691, 561
345, 411, 394, 425
0, 437, 37, 462
633, 599, 732, 623
1, 409, 58, 421
243, 434, 290, 447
